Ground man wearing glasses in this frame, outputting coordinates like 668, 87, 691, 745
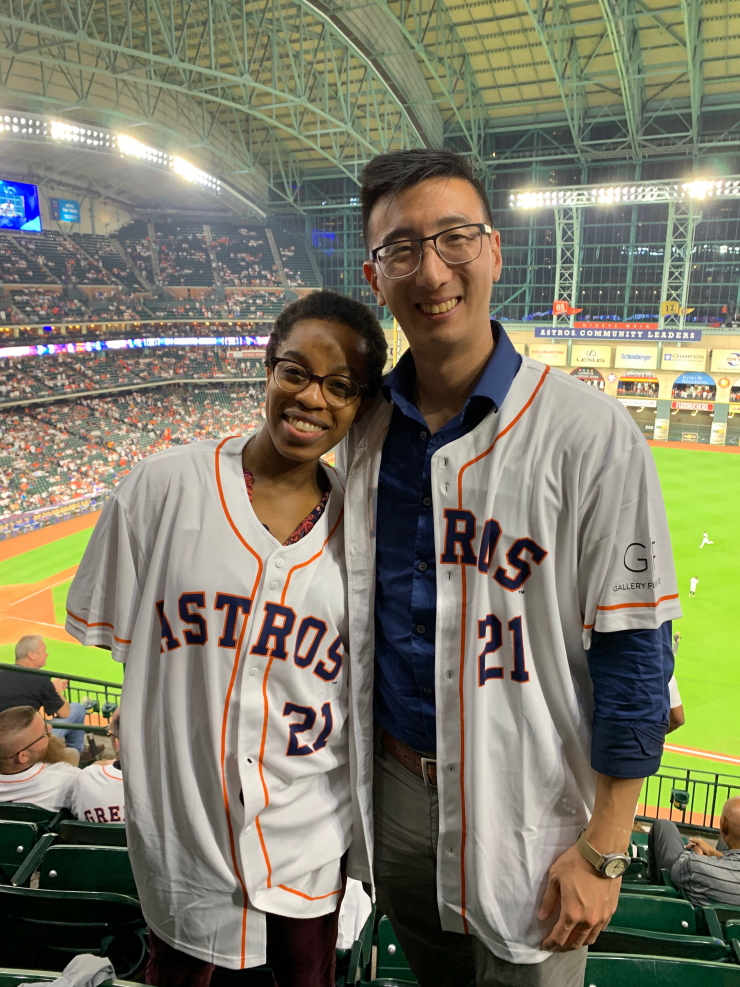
337, 149, 679, 986
0, 706, 79, 811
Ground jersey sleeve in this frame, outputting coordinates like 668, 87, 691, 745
578, 439, 682, 647
65, 492, 144, 661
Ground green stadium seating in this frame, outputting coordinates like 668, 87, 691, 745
584, 953, 740, 986
620, 885, 679, 898
0, 886, 147, 979
0, 823, 41, 884
0, 804, 69, 833
57, 820, 127, 847
38, 846, 138, 898
610, 894, 698, 933
376, 915, 414, 981
621, 858, 649, 884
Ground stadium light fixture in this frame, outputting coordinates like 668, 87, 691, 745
173, 156, 220, 192
117, 133, 170, 165
510, 177, 740, 209
51, 120, 112, 148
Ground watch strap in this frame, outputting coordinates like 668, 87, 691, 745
576, 829, 605, 871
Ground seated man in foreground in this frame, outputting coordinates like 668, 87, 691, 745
648, 797, 740, 905
74, 707, 124, 823
0, 706, 79, 810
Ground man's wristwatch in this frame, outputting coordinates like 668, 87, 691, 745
576, 829, 630, 879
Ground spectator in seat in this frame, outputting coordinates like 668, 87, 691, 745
0, 706, 79, 810
648, 797, 740, 906
0, 636, 87, 756
74, 707, 124, 823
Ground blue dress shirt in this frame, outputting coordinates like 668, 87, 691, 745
373, 322, 671, 776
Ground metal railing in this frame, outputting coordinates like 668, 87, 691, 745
0, 663, 120, 732
637, 764, 740, 833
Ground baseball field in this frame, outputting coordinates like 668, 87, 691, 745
0, 444, 738, 782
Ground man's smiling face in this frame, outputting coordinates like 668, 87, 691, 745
364, 176, 502, 351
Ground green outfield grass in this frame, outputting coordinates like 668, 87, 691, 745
0, 447, 738, 776
0, 529, 94, 585
651, 447, 740, 776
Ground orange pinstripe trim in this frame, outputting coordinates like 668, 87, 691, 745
215, 435, 263, 966
101, 765, 122, 780
597, 593, 679, 613
277, 884, 342, 900
252, 504, 346, 888
583, 623, 594, 630
66, 609, 132, 645
454, 366, 550, 933
0, 764, 45, 783
321, 461, 345, 492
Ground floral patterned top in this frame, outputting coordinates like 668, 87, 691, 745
243, 467, 331, 546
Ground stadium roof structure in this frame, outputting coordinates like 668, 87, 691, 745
0, 0, 738, 214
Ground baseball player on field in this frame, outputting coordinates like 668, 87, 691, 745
66, 291, 387, 986
336, 149, 681, 987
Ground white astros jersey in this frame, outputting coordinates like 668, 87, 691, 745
73, 762, 125, 823
337, 354, 681, 965
0, 762, 79, 811
66, 436, 365, 969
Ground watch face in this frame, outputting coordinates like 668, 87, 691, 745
604, 856, 629, 879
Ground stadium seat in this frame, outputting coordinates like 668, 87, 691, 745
376, 916, 414, 981
621, 885, 679, 898
584, 952, 740, 986
0, 823, 41, 884
0, 886, 147, 979
57, 820, 127, 847
38, 846, 138, 898
590, 893, 735, 960
0, 804, 68, 833
621, 858, 649, 884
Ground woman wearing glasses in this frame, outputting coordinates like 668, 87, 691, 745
66, 290, 387, 987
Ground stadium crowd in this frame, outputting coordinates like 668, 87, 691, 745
672, 383, 716, 400
0, 380, 266, 520
0, 349, 266, 403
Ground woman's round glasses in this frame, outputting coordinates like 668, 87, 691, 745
269, 358, 368, 408
370, 223, 492, 280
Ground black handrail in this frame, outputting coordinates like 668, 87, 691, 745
0, 662, 120, 690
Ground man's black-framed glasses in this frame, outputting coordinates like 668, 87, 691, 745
370, 223, 492, 280
1, 720, 50, 761
268, 358, 368, 408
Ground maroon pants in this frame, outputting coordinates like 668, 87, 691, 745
145, 900, 344, 987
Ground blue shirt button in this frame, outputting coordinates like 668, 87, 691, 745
418, 562, 428, 572
416, 625, 426, 634
423, 496, 432, 507
420, 430, 428, 440
423, 686, 432, 695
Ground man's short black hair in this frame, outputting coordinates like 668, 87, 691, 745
266, 289, 387, 397
360, 149, 493, 249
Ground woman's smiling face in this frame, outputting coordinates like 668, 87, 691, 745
264, 317, 371, 463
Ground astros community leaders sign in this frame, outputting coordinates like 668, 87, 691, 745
534, 325, 702, 341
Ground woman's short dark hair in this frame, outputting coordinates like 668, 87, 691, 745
360, 149, 493, 249
266, 290, 388, 397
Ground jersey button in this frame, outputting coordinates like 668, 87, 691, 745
423, 497, 432, 507
420, 430, 427, 440
423, 686, 432, 696
249, 667, 258, 677
270, 580, 279, 590
274, 559, 284, 568
418, 562, 428, 572
416, 624, 426, 634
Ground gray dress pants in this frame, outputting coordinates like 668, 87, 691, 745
373, 737, 588, 987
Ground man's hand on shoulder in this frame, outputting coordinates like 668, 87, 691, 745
538, 844, 619, 952
52, 678, 68, 695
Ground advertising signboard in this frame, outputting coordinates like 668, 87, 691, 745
661, 347, 707, 371
570, 343, 611, 367
50, 198, 81, 223
709, 349, 740, 372
528, 342, 568, 366
614, 345, 658, 369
